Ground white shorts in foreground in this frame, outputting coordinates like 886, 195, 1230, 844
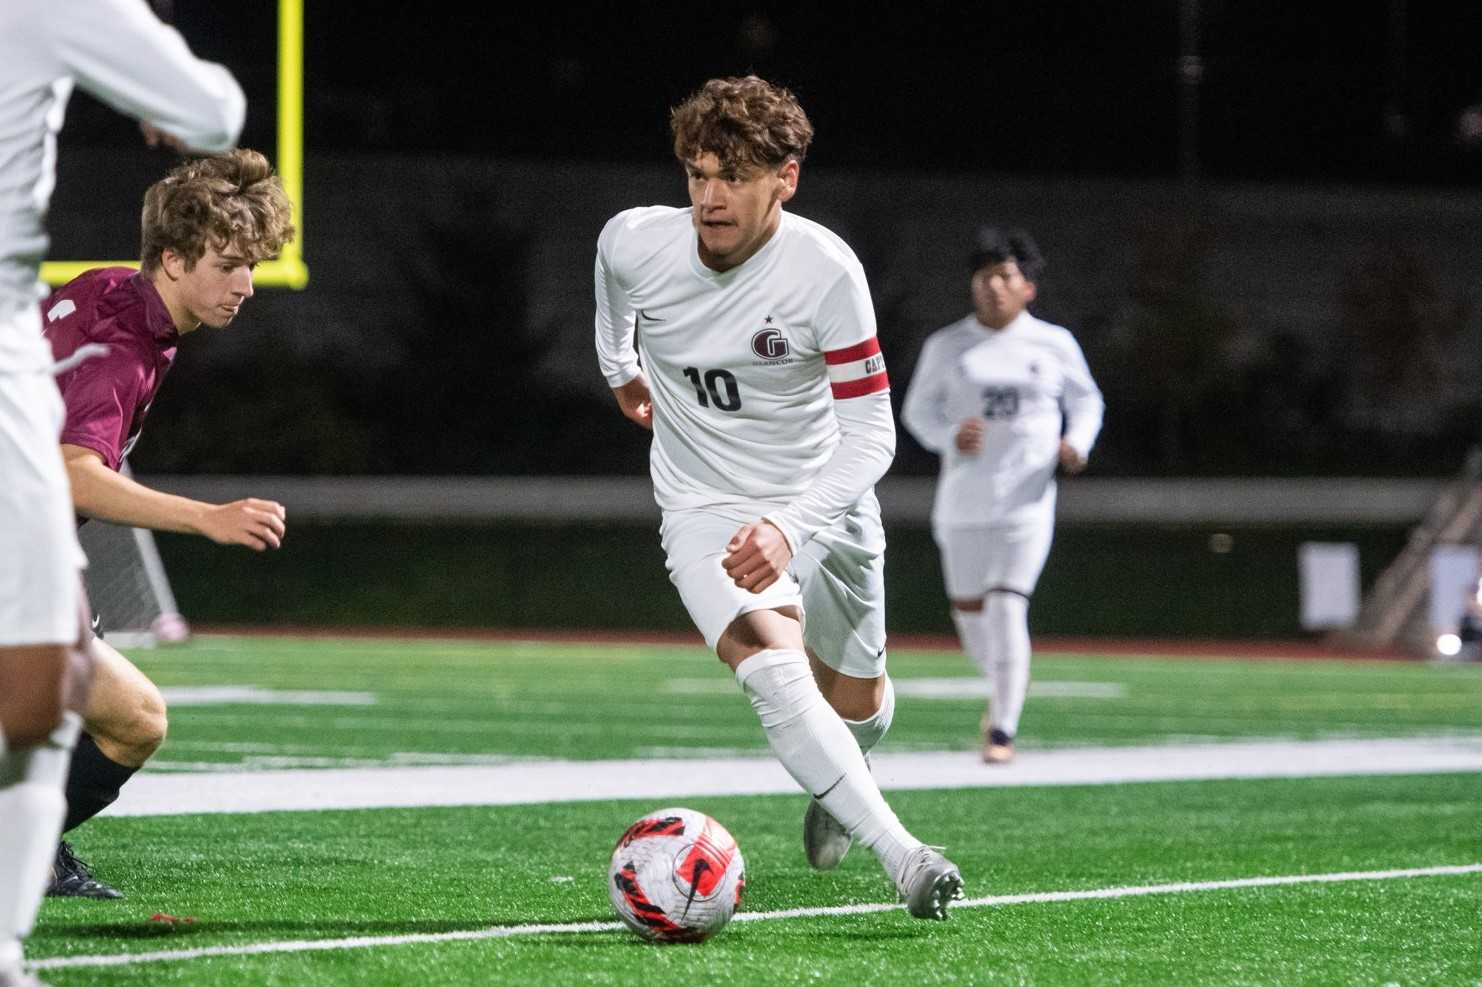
30, 863, 1482, 973
110, 736, 1482, 817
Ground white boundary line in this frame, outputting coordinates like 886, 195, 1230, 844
113, 737, 1482, 817
31, 863, 1482, 972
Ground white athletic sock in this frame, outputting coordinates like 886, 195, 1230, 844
952, 608, 992, 676
986, 592, 1032, 736
735, 650, 921, 881
841, 675, 896, 756
0, 713, 81, 948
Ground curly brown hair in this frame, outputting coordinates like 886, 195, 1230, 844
139, 149, 295, 272
670, 76, 814, 172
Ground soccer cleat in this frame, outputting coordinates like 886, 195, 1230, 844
803, 798, 852, 871
982, 727, 1015, 765
46, 842, 123, 900
896, 845, 965, 920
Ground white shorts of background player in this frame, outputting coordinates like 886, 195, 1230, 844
933, 515, 1055, 601
661, 494, 887, 680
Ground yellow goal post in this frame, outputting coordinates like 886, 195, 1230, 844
39, 0, 307, 290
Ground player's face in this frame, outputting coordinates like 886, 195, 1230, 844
170, 243, 256, 332
971, 259, 1036, 330
686, 153, 798, 272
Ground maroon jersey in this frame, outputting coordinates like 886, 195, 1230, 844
41, 268, 179, 471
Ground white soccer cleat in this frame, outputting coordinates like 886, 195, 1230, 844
896, 845, 965, 921
803, 798, 852, 871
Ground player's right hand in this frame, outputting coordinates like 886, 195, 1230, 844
613, 375, 654, 430
954, 418, 986, 454
199, 498, 287, 551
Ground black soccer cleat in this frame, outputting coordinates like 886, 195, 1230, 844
46, 841, 124, 899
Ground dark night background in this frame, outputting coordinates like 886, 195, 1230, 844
46, 2, 1482, 479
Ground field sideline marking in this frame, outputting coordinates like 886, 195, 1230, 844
116, 737, 1482, 817
30, 863, 1482, 972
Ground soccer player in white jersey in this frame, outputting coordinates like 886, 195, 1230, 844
594, 76, 964, 920
0, 2, 242, 982
902, 227, 1103, 765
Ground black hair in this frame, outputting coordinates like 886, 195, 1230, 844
968, 226, 1045, 283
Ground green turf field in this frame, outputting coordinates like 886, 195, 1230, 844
26, 636, 1482, 985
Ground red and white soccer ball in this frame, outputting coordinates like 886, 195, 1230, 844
608, 807, 746, 943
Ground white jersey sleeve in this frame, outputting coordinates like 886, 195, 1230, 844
50, 0, 245, 152
1055, 330, 1104, 459
764, 388, 894, 551
900, 331, 956, 454
593, 211, 641, 388
763, 268, 895, 550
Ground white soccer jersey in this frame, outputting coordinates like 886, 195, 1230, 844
0, 0, 244, 368
595, 206, 895, 550
902, 311, 1103, 528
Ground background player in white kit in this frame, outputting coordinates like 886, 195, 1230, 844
902, 227, 1103, 765
0, 2, 243, 983
594, 76, 964, 919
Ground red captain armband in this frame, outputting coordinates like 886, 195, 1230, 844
824, 337, 890, 399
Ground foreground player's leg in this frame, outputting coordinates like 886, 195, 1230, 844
803, 658, 896, 870
0, 645, 82, 987
50, 638, 165, 899
724, 613, 962, 919
982, 588, 1032, 763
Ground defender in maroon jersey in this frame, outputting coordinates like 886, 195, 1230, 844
41, 150, 295, 899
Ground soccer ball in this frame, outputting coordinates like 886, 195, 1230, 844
607, 807, 746, 943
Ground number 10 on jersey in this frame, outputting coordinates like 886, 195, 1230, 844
683, 367, 743, 412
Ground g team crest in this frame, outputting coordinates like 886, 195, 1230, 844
751, 325, 794, 364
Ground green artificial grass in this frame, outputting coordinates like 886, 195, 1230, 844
22, 634, 1482, 985
33, 775, 1482, 985
131, 635, 1482, 768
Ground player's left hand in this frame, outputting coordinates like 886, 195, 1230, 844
723, 521, 793, 594
1058, 440, 1087, 474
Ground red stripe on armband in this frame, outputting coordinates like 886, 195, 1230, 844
824, 337, 882, 366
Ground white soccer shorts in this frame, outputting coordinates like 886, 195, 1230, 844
933, 516, 1055, 601
661, 496, 888, 679
0, 310, 85, 646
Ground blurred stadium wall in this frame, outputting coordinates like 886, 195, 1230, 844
45, 154, 1481, 639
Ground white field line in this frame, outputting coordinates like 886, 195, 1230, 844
29, 863, 1482, 973
158, 686, 377, 707
664, 677, 1127, 700
112, 736, 1482, 817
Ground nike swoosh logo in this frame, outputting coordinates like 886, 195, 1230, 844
638, 309, 666, 323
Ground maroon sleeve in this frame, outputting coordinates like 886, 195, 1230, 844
56, 347, 148, 472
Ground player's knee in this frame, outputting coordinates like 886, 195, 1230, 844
131, 686, 169, 758
951, 598, 985, 614
824, 675, 885, 722
106, 683, 168, 763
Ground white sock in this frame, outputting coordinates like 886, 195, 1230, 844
952, 607, 991, 676
986, 592, 1032, 736
841, 675, 896, 755
736, 650, 921, 881
0, 713, 81, 950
